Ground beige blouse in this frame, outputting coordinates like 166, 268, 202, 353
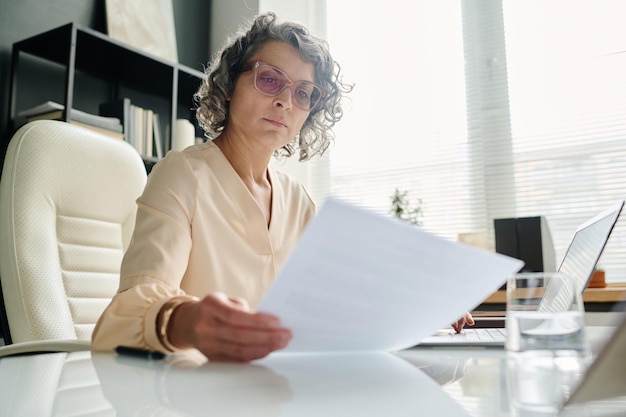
91, 141, 315, 352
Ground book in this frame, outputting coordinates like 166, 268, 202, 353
125, 104, 137, 150
99, 99, 163, 158
67, 120, 124, 140
99, 98, 132, 140
144, 108, 154, 157
17, 101, 64, 117
26, 110, 63, 120
152, 113, 163, 159
26, 112, 123, 140
134, 105, 145, 156
21, 101, 122, 133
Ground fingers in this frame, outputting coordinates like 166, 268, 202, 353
204, 326, 291, 362
191, 293, 292, 362
207, 335, 291, 362
227, 295, 250, 310
216, 322, 291, 346
451, 312, 475, 333
203, 293, 279, 329
452, 321, 463, 333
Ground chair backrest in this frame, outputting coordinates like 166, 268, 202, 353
0, 120, 147, 344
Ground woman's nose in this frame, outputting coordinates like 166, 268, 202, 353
273, 85, 294, 109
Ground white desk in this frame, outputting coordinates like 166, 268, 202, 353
0, 339, 625, 417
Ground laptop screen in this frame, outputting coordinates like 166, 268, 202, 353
540, 200, 624, 312
558, 200, 624, 293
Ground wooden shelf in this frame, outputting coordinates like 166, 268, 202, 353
482, 284, 626, 304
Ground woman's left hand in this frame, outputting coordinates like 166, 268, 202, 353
451, 312, 475, 333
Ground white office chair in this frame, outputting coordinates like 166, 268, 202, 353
0, 120, 147, 356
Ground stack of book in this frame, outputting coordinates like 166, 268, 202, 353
18, 101, 124, 140
19, 100, 165, 159
99, 98, 163, 159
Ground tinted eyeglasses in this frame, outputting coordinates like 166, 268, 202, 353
245, 60, 325, 111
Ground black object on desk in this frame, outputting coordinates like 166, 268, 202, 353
115, 346, 167, 360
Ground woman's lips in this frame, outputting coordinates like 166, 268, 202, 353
265, 117, 287, 128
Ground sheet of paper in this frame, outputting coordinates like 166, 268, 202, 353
566, 311, 626, 405
258, 197, 524, 352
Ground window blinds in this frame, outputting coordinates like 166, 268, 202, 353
500, 0, 626, 283
321, 0, 626, 283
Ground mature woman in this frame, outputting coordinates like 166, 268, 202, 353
92, 12, 352, 362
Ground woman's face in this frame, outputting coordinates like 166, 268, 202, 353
227, 41, 316, 155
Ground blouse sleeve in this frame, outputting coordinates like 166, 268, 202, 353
92, 151, 199, 352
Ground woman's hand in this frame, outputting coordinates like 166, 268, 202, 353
168, 292, 291, 362
451, 312, 475, 333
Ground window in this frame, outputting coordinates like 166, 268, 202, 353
323, 1, 626, 283
324, 0, 472, 238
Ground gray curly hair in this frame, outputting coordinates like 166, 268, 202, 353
194, 12, 352, 161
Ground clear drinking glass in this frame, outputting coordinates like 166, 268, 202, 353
505, 272, 590, 358
506, 353, 586, 416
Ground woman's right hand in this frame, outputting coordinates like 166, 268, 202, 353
167, 292, 292, 362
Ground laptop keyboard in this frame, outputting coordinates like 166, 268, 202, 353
418, 325, 508, 346
461, 328, 507, 342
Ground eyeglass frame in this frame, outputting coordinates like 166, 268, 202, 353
242, 60, 326, 111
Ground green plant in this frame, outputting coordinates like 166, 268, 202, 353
390, 188, 423, 226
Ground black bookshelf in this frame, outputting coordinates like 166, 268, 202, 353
7, 22, 205, 166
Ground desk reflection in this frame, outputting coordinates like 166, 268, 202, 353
0, 351, 114, 417
400, 348, 626, 417
91, 350, 471, 417
94, 351, 291, 416
2, 348, 626, 417
400, 352, 469, 386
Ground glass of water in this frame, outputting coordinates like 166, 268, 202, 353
505, 272, 590, 358
506, 352, 587, 415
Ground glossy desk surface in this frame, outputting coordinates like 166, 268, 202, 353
0, 333, 625, 417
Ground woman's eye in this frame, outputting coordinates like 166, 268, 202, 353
261, 76, 278, 85
297, 89, 311, 99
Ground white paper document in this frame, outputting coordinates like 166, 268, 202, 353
259, 197, 524, 353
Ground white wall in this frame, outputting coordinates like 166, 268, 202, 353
210, 1, 259, 56
260, 0, 326, 38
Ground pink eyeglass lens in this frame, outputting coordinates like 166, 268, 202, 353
254, 64, 323, 111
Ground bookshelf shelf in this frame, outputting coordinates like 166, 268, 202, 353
7, 22, 205, 169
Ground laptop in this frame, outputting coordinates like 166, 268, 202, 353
417, 200, 624, 348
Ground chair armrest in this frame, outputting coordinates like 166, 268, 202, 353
0, 339, 90, 357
